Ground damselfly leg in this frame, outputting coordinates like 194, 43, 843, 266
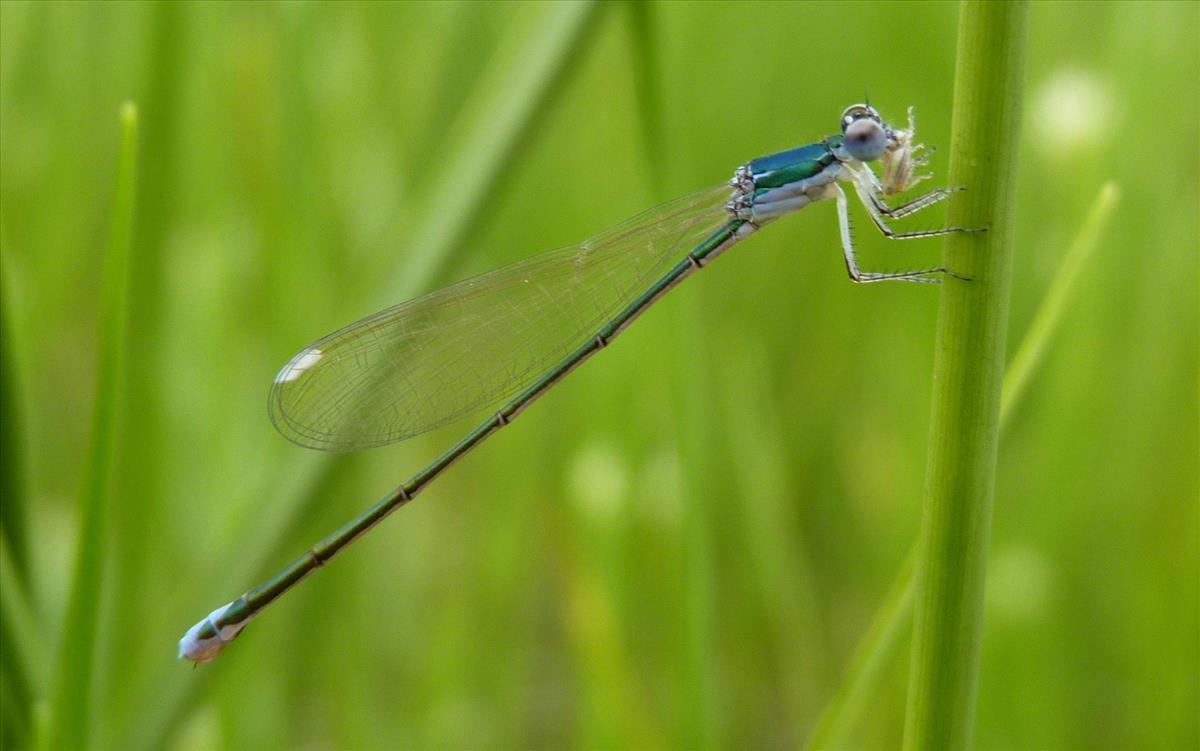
834, 183, 973, 284
868, 186, 961, 220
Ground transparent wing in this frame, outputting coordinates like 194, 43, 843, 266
269, 183, 733, 451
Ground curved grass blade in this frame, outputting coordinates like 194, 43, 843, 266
1, 536, 46, 750
0, 222, 37, 751
1001, 182, 1120, 423
625, 0, 664, 179
804, 549, 917, 750
46, 101, 138, 751
0, 243, 28, 588
377, 0, 604, 304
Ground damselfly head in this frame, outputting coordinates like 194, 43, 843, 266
840, 103, 882, 129
839, 103, 888, 162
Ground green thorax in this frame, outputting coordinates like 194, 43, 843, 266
748, 135, 843, 191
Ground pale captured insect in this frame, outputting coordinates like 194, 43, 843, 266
179, 103, 981, 663
881, 106, 933, 196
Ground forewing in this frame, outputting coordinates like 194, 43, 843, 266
269, 184, 732, 450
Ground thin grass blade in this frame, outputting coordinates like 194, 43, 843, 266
1001, 182, 1120, 424
45, 102, 139, 751
624, 0, 665, 181
0, 222, 37, 751
0, 245, 28, 588
803, 549, 917, 750
380, 0, 602, 302
1, 536, 46, 750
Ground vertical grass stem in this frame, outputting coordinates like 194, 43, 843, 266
805, 179, 1118, 749
903, 3, 1029, 748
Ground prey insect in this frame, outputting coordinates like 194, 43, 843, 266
180, 103, 980, 662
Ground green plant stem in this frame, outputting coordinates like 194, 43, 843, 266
804, 179, 1119, 749
45, 102, 139, 751
903, 3, 1029, 749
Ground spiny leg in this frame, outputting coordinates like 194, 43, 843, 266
868, 186, 960, 219
833, 184, 961, 284
850, 179, 982, 246
858, 165, 952, 218
845, 161, 957, 219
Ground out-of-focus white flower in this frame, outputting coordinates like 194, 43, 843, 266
987, 545, 1054, 623
568, 442, 629, 524
1033, 68, 1113, 154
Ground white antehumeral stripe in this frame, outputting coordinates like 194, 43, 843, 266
275, 348, 324, 383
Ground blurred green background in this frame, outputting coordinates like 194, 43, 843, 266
1, 1, 1196, 749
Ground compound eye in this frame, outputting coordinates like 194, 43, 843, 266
844, 118, 887, 161
839, 103, 881, 132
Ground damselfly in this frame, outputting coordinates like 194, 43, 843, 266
180, 103, 979, 662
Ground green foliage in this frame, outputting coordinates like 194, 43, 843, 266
0, 2, 1196, 749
